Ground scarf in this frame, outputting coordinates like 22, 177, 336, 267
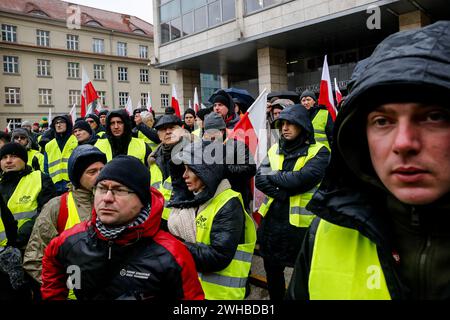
95, 204, 150, 240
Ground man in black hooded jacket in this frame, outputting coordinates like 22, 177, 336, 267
255, 105, 329, 300
95, 109, 151, 165
287, 21, 450, 300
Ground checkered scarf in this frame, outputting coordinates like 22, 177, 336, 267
95, 204, 150, 240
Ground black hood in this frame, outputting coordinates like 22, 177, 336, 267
50, 114, 73, 136
273, 104, 315, 144
105, 109, 132, 138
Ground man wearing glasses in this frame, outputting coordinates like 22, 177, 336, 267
41, 155, 204, 300
12, 128, 44, 172
43, 115, 78, 195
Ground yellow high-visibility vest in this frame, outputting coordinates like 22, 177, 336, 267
137, 130, 159, 151
95, 137, 146, 163
258, 142, 324, 227
149, 163, 172, 221
308, 219, 391, 300
28, 149, 44, 171
196, 188, 256, 300
0, 171, 42, 246
311, 109, 330, 150
45, 135, 78, 184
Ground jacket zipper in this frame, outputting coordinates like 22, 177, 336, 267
418, 234, 431, 299
108, 241, 113, 260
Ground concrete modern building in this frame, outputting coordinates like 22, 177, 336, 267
152, 0, 449, 107
0, 0, 175, 130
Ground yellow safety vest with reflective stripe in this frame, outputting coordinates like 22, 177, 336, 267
137, 131, 159, 151
149, 163, 172, 221
196, 188, 256, 300
258, 142, 324, 228
64, 192, 81, 231
96, 131, 105, 138
45, 135, 78, 184
312, 109, 330, 150
308, 219, 391, 300
0, 171, 42, 246
95, 137, 146, 163
28, 149, 44, 171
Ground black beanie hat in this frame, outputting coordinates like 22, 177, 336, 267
0, 142, 28, 164
73, 120, 93, 135
95, 155, 151, 207
99, 109, 109, 117
68, 145, 107, 188
85, 113, 100, 127
212, 94, 230, 110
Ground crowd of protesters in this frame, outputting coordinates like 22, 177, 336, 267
0, 21, 449, 301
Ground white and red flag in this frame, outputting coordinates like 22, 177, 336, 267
193, 87, 200, 113
318, 55, 338, 121
171, 84, 182, 118
147, 92, 153, 113
334, 78, 343, 105
5, 120, 12, 133
125, 95, 133, 116
81, 66, 99, 117
69, 103, 77, 125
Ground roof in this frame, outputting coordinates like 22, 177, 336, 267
0, 0, 153, 38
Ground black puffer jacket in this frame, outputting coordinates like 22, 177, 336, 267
0, 166, 57, 248
287, 21, 450, 300
255, 105, 329, 266
169, 141, 246, 273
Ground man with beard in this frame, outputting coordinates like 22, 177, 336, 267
95, 109, 151, 164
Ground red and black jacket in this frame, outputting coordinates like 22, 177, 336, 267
41, 187, 204, 300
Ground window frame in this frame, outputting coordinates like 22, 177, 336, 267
38, 88, 53, 105
5, 87, 21, 104
36, 29, 50, 47
3, 56, 19, 74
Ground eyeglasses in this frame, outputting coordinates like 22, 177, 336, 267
14, 136, 28, 141
94, 185, 135, 197
55, 120, 66, 125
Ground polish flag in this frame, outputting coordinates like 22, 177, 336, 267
171, 84, 181, 118
147, 93, 153, 113
48, 108, 52, 125
81, 66, 99, 117
334, 78, 343, 105
227, 88, 268, 167
136, 99, 142, 110
193, 87, 200, 113
125, 95, 133, 116
69, 104, 77, 125
318, 55, 338, 121
5, 120, 12, 133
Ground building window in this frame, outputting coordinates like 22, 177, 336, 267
117, 42, 127, 56
5, 87, 20, 104
140, 69, 149, 83
93, 64, 105, 80
37, 59, 51, 76
119, 92, 128, 107
67, 34, 79, 50
93, 38, 104, 53
6, 118, 22, 130
39, 88, 52, 105
97, 91, 106, 105
68, 62, 80, 78
118, 67, 128, 81
159, 0, 236, 44
160, 70, 168, 84
141, 93, 148, 107
161, 93, 169, 108
3, 56, 19, 74
36, 29, 50, 47
244, 0, 279, 14
139, 45, 148, 59
69, 90, 81, 106
1, 24, 17, 42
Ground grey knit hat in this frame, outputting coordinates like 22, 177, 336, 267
204, 112, 226, 131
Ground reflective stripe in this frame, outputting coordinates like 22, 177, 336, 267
151, 182, 161, 189
314, 129, 326, 135
0, 231, 6, 241
48, 159, 62, 167
262, 196, 269, 205
234, 250, 253, 263
13, 210, 37, 220
163, 181, 173, 190
199, 273, 247, 288
50, 169, 68, 178
291, 207, 314, 215
315, 137, 328, 142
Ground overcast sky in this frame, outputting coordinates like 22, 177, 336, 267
66, 0, 154, 24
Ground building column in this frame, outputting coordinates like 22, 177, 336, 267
175, 69, 201, 113
399, 10, 430, 31
220, 74, 229, 88
257, 47, 288, 94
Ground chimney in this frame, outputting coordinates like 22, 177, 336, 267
122, 14, 130, 25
